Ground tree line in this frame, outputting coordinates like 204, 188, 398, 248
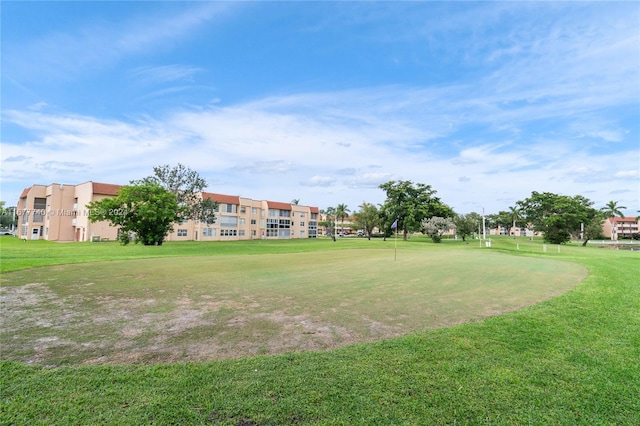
4, 164, 630, 245
326, 182, 631, 245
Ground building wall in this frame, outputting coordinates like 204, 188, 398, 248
602, 217, 639, 240
44, 183, 76, 241
19, 182, 319, 243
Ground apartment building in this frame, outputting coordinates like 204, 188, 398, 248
18, 182, 122, 242
17, 182, 319, 242
602, 216, 639, 240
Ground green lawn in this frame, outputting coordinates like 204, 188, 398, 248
1, 236, 639, 424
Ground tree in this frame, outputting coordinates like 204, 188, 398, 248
141, 164, 217, 224
352, 202, 379, 240
0, 202, 17, 229
321, 207, 337, 241
379, 180, 453, 241
422, 216, 454, 243
582, 215, 606, 246
453, 213, 478, 242
291, 199, 300, 205
508, 206, 523, 230
335, 203, 350, 235
87, 182, 179, 245
600, 200, 626, 219
493, 211, 512, 235
600, 200, 626, 241
493, 206, 524, 236
516, 192, 598, 244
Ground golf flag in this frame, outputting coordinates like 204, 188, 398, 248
391, 219, 398, 229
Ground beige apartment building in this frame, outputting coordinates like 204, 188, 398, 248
602, 216, 639, 240
17, 182, 319, 242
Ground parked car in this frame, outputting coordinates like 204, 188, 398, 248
0, 228, 15, 236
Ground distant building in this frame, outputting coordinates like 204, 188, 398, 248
602, 216, 639, 240
17, 182, 319, 242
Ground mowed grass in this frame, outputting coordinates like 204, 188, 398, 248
1, 247, 584, 365
1, 236, 639, 424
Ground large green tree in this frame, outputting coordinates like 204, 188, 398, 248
352, 202, 379, 240
516, 192, 598, 244
141, 164, 217, 224
87, 182, 179, 245
379, 180, 453, 240
453, 213, 479, 242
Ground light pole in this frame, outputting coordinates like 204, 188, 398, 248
482, 207, 486, 240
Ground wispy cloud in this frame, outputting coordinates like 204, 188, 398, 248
3, 3, 237, 80
129, 65, 203, 85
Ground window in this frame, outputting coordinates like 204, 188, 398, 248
267, 219, 278, 229
226, 204, 236, 213
300, 230, 306, 236
239, 230, 245, 236
240, 207, 246, 214
268, 209, 278, 217
202, 228, 216, 237
239, 218, 245, 225
311, 213, 318, 219
177, 229, 187, 237
33, 198, 46, 223
221, 229, 237, 237
300, 212, 306, 218
279, 229, 290, 238
279, 219, 290, 228
220, 216, 238, 227
252, 208, 257, 215
300, 222, 305, 227
251, 219, 257, 225
279, 210, 291, 217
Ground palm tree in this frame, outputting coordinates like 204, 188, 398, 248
600, 200, 626, 241
600, 200, 626, 219
508, 205, 522, 236
335, 204, 350, 236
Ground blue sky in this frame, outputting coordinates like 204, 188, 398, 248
2, 1, 639, 215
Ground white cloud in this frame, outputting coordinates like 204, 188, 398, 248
301, 176, 336, 187
614, 170, 639, 179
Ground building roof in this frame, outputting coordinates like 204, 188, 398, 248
92, 182, 123, 196
266, 201, 292, 210
610, 216, 638, 224
19, 187, 31, 198
202, 192, 240, 205
310, 206, 319, 214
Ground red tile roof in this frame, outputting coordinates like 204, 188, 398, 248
266, 201, 292, 210
310, 206, 319, 214
202, 192, 240, 205
92, 182, 123, 196
19, 187, 31, 198
611, 216, 638, 224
